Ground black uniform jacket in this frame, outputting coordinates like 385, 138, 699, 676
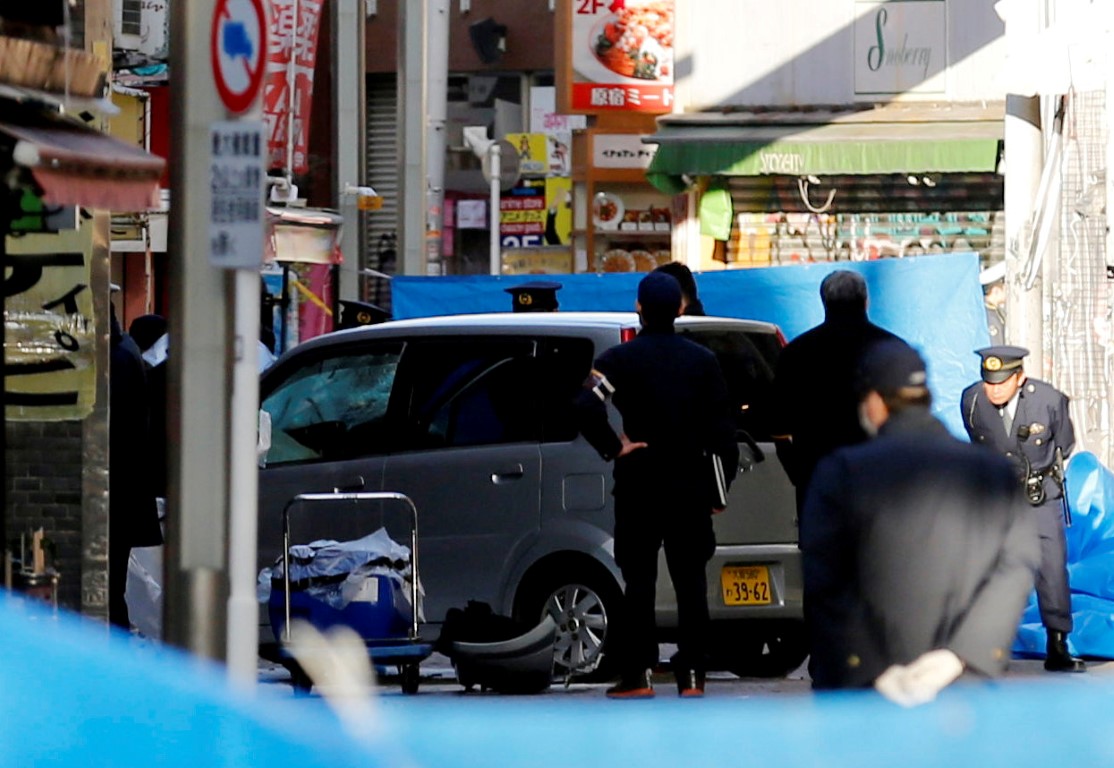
574, 324, 739, 505
961, 377, 1074, 502
801, 408, 1039, 689
771, 308, 901, 489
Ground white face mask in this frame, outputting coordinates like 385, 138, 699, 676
859, 401, 879, 438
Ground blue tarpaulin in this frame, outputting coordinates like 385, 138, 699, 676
0, 594, 399, 766
382, 682, 1114, 768
6, 592, 1114, 767
1015, 450, 1114, 659
392, 252, 990, 437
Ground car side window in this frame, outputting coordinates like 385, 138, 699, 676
683, 328, 780, 442
260, 344, 402, 464
401, 339, 541, 449
538, 337, 595, 443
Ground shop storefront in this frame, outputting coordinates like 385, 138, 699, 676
644, 103, 1005, 270
263, 206, 343, 354
2, 87, 166, 612
570, 121, 680, 274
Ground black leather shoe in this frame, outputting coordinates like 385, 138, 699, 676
606, 669, 655, 699
675, 668, 706, 698
1045, 630, 1086, 673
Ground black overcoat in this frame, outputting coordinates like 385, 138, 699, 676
801, 408, 1039, 689
770, 307, 901, 493
574, 324, 739, 504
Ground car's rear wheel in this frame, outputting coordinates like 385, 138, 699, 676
711, 620, 809, 679
515, 564, 623, 680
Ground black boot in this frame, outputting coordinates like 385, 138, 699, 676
1044, 630, 1086, 672
606, 669, 655, 699
675, 668, 706, 698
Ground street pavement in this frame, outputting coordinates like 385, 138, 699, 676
257, 650, 1114, 700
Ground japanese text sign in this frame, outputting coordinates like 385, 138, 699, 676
561, 0, 675, 114
210, 121, 266, 269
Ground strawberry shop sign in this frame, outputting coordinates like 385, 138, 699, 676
854, 0, 946, 96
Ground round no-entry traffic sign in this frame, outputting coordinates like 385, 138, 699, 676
210, 0, 268, 115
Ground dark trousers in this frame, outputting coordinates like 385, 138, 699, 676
612, 492, 715, 676
108, 535, 131, 630
1034, 500, 1073, 633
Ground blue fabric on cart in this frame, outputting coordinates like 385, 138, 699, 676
1014, 450, 1114, 658
269, 576, 413, 643
260, 528, 417, 642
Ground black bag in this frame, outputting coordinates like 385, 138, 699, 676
434, 600, 532, 656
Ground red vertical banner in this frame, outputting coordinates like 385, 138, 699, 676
263, 0, 324, 174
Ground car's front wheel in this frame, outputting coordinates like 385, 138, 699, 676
515, 564, 623, 680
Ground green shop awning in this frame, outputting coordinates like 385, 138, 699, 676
644, 105, 1003, 194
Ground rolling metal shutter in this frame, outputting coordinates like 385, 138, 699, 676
365, 74, 399, 308
722, 173, 1004, 267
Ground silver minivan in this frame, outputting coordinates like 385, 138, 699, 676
257, 312, 804, 678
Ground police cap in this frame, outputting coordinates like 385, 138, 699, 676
338, 299, 391, 329
505, 280, 561, 312
976, 345, 1029, 384
979, 261, 1006, 286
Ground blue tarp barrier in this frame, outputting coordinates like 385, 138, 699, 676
382, 681, 1114, 768
392, 252, 989, 437
0, 594, 401, 766
1015, 450, 1114, 659
9, 583, 1114, 767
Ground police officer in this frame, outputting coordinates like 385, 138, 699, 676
573, 272, 739, 698
960, 345, 1086, 672
980, 263, 1007, 341
504, 280, 561, 313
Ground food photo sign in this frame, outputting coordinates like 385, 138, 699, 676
558, 0, 675, 114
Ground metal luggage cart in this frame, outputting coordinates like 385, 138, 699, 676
272, 491, 432, 695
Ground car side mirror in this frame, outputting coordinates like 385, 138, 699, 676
257, 409, 272, 467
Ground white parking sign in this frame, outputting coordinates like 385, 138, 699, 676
209, 121, 265, 270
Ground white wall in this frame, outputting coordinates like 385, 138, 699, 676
676, 0, 1006, 110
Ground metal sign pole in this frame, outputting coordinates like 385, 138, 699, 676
398, 0, 429, 277
166, 0, 231, 661
489, 145, 501, 275
167, 0, 266, 687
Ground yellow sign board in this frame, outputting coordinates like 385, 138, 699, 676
5, 223, 98, 421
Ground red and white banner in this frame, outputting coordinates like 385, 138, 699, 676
263, 0, 324, 174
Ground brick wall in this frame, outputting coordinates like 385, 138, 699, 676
5, 420, 85, 611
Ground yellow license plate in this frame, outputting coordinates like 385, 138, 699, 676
720, 565, 772, 606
